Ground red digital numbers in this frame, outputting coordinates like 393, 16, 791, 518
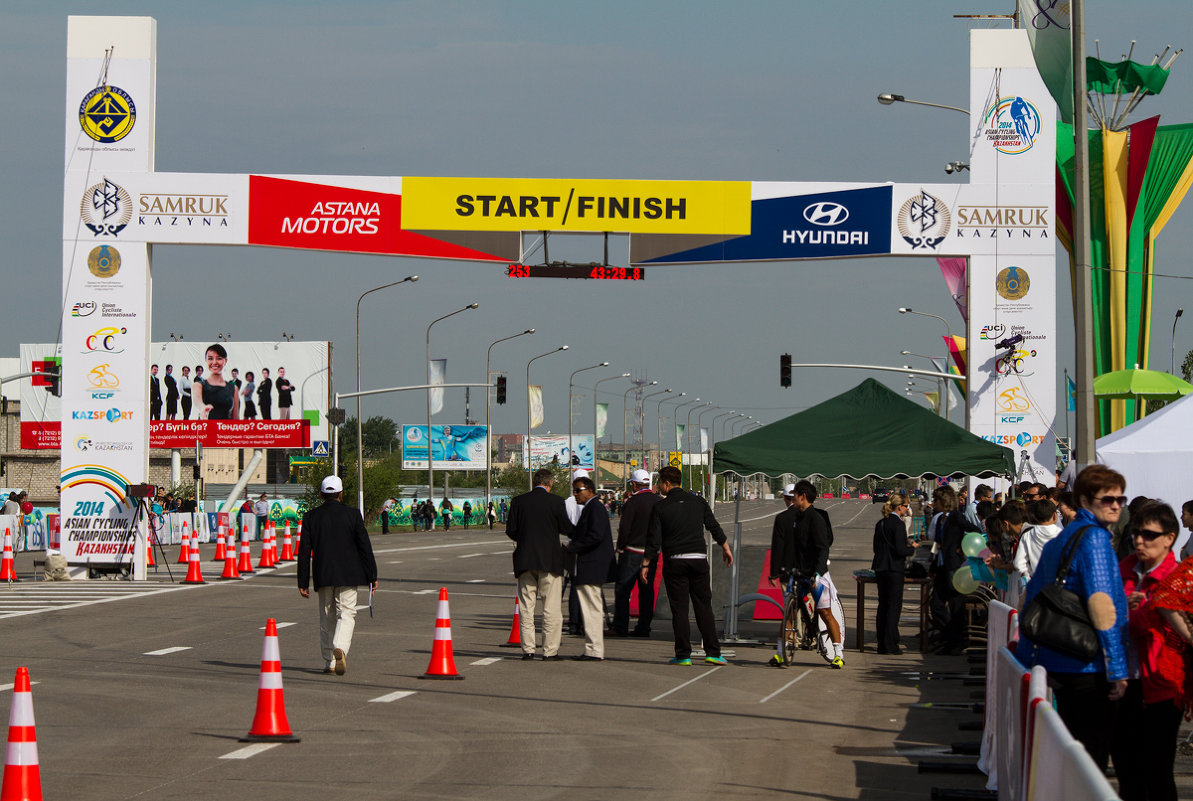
588, 266, 643, 280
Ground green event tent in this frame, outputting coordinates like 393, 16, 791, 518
712, 379, 1014, 480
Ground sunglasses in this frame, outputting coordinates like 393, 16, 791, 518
571, 489, 586, 495
1132, 527, 1171, 541
1094, 495, 1129, 507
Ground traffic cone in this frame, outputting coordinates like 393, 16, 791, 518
278, 523, 295, 562
176, 522, 190, 564
236, 525, 255, 574
500, 595, 521, 647
1, 667, 41, 801
240, 618, 300, 743
146, 529, 156, 568
219, 526, 240, 580
257, 522, 273, 569
182, 534, 205, 584
0, 529, 17, 582
264, 523, 277, 567
419, 588, 464, 680
212, 523, 226, 562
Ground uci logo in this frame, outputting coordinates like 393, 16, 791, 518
802, 202, 849, 227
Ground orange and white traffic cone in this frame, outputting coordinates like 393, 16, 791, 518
1, 667, 42, 801
257, 522, 272, 569
500, 595, 521, 647
0, 529, 17, 582
212, 523, 226, 562
176, 522, 190, 564
182, 534, 205, 584
419, 588, 464, 680
219, 526, 240, 580
146, 529, 156, 568
236, 525, 255, 574
240, 618, 300, 743
278, 522, 295, 562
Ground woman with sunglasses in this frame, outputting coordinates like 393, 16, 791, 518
872, 492, 916, 654
1111, 501, 1183, 801
1016, 464, 1130, 772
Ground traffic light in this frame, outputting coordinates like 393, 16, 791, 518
496, 375, 507, 405
780, 353, 792, 388
32, 359, 61, 396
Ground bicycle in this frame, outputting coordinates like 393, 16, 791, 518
775, 570, 843, 666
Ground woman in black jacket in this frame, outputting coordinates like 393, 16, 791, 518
872, 492, 916, 654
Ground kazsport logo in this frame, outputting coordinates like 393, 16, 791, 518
982, 431, 1045, 447
81, 178, 132, 237
71, 408, 134, 422
802, 202, 849, 226
79, 85, 137, 143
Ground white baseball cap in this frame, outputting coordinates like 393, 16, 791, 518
631, 469, 652, 485
782, 483, 796, 497
320, 475, 343, 494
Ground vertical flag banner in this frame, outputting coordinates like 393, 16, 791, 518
675, 423, 685, 451
936, 257, 969, 323
528, 386, 544, 430
1016, 0, 1073, 123
1066, 374, 1077, 412
429, 359, 446, 415
699, 427, 709, 452
595, 402, 608, 438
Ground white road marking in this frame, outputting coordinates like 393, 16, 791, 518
759, 669, 813, 703
143, 646, 192, 656
219, 743, 280, 760
0, 583, 192, 620
410, 589, 438, 595
470, 657, 502, 666
466, 579, 485, 583
258, 622, 297, 629
0, 682, 40, 692
373, 540, 498, 555
387, 560, 403, 564
369, 690, 416, 703
651, 666, 723, 702
458, 553, 486, 559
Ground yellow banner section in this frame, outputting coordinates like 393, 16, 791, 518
401, 177, 752, 234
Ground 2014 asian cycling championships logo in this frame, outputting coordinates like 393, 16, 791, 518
983, 96, 1042, 155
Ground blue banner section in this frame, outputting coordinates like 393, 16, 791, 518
644, 186, 893, 263
402, 424, 488, 470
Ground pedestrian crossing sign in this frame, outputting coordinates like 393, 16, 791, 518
312, 440, 329, 457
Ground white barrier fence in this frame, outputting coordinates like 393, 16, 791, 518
980, 600, 1121, 801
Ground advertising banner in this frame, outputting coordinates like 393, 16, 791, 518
401, 177, 752, 234
21, 341, 329, 449
519, 435, 594, 470
401, 425, 488, 470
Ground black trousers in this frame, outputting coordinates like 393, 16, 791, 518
1049, 671, 1118, 772
874, 569, 904, 653
1111, 679, 1182, 801
662, 558, 720, 659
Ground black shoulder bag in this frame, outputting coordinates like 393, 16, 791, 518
1018, 526, 1100, 661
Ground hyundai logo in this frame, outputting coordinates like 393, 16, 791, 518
802, 202, 850, 227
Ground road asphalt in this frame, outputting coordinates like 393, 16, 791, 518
3, 498, 1184, 799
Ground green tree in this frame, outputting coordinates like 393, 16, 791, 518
336, 415, 401, 458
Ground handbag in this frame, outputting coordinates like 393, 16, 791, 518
1019, 526, 1100, 661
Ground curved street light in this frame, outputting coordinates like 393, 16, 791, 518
623, 380, 657, 482
694, 405, 721, 493
568, 361, 609, 472
657, 392, 687, 467
526, 346, 569, 490
485, 328, 535, 505
640, 387, 671, 473
355, 275, 418, 512
593, 372, 631, 474
686, 401, 713, 489
899, 307, 953, 422
427, 302, 478, 508
876, 93, 969, 116
671, 397, 700, 453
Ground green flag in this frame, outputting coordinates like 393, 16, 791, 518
1017, 0, 1073, 123
1086, 57, 1170, 96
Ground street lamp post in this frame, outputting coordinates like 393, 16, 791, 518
902, 350, 945, 417
709, 410, 736, 503
568, 361, 609, 472
1173, 308, 1185, 374
623, 381, 656, 482
671, 398, 700, 452
640, 388, 671, 474
687, 401, 713, 489
876, 93, 969, 116
899, 308, 953, 422
526, 346, 569, 490
695, 405, 720, 494
486, 328, 535, 506
594, 372, 631, 475
426, 303, 478, 512
355, 275, 417, 512
657, 392, 686, 469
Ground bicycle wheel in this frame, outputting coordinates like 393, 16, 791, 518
795, 600, 815, 651
781, 596, 801, 663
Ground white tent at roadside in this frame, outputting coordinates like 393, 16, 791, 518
1098, 392, 1193, 554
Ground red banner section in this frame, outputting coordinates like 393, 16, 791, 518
247, 175, 511, 261
21, 420, 309, 450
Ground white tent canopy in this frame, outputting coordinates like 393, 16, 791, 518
1098, 393, 1193, 554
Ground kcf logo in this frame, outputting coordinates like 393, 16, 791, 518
996, 387, 1031, 413
84, 327, 127, 355
81, 178, 133, 237
897, 190, 951, 250
87, 363, 120, 390
87, 245, 121, 278
79, 85, 137, 143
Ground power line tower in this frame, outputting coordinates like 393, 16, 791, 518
628, 372, 650, 453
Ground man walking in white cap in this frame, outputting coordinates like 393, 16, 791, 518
297, 475, 378, 676
611, 469, 661, 637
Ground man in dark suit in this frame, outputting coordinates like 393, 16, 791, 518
257, 367, 272, 420
506, 467, 573, 660
163, 364, 178, 419
297, 475, 378, 676
612, 469, 661, 637
566, 474, 614, 660
149, 364, 162, 420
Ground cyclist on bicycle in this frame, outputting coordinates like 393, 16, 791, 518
769, 480, 845, 668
